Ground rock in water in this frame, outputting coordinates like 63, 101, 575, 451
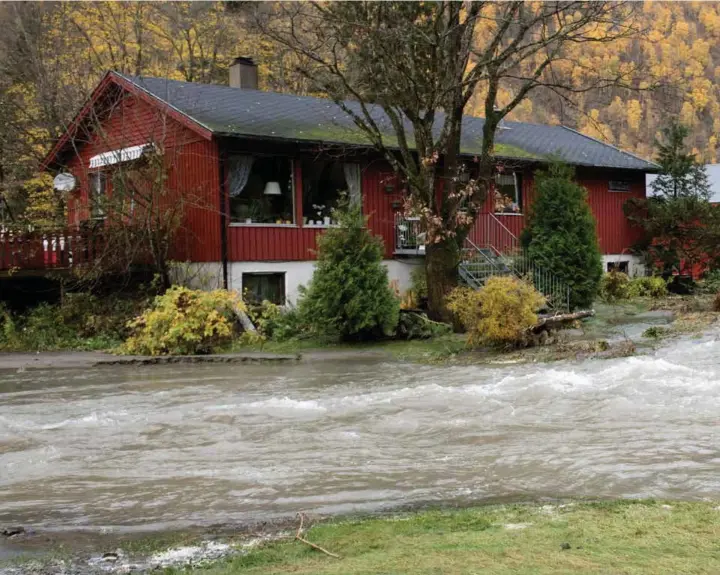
1, 526, 25, 537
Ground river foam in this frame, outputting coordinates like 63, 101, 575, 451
1, 333, 719, 530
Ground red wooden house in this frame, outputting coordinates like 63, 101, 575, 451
39, 57, 657, 304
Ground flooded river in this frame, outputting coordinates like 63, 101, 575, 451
1, 334, 719, 532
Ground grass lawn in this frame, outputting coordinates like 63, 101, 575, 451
175, 501, 720, 575
233, 333, 469, 362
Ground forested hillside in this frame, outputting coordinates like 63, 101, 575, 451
0, 1, 718, 201
486, 1, 720, 163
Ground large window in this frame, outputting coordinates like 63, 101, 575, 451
494, 172, 522, 214
228, 156, 294, 224
242, 272, 286, 305
301, 159, 356, 226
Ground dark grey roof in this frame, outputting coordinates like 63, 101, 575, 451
119, 72, 657, 171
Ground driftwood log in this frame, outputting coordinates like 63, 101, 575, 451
530, 309, 594, 334
232, 301, 256, 332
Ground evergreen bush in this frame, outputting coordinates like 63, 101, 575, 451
523, 163, 603, 309
298, 201, 399, 341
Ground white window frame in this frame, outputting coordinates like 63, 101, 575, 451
494, 172, 522, 215
241, 271, 287, 304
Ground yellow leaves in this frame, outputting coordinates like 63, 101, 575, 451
688, 77, 712, 110
579, 109, 614, 144
22, 172, 65, 229
446, 277, 545, 349
123, 286, 242, 355
460, 2, 720, 162
626, 100, 642, 132
675, 20, 691, 39
699, 5, 720, 37
708, 135, 717, 163
680, 101, 696, 127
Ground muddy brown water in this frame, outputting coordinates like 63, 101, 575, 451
1, 334, 719, 533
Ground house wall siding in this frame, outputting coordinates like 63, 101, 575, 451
468, 168, 645, 256
63, 91, 221, 262
583, 174, 645, 255
62, 87, 646, 266
226, 161, 403, 261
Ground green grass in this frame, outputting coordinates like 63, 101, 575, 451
232, 334, 469, 363
174, 501, 720, 575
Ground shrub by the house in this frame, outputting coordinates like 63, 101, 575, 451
523, 163, 603, 309
628, 276, 668, 298
599, 270, 631, 302
123, 286, 241, 355
600, 272, 669, 301
446, 276, 545, 348
298, 201, 399, 341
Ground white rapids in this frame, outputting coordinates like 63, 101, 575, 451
1, 333, 719, 531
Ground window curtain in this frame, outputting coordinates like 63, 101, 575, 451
228, 155, 254, 197
495, 173, 515, 187
343, 163, 362, 206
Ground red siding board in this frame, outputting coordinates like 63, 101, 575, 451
583, 177, 645, 255
64, 92, 220, 263
362, 166, 402, 259
469, 171, 644, 255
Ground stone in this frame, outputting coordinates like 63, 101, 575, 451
102, 552, 120, 562
560, 542, 572, 550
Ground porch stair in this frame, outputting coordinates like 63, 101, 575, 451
458, 213, 571, 311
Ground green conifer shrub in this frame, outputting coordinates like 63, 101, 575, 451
298, 201, 400, 341
523, 163, 603, 309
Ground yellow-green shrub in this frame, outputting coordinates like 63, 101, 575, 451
123, 286, 241, 355
600, 272, 669, 301
599, 270, 631, 301
446, 276, 545, 348
628, 276, 669, 298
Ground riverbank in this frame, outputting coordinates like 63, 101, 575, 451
0, 294, 715, 370
3, 500, 719, 574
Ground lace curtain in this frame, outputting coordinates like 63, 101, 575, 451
343, 163, 362, 206
228, 155, 254, 197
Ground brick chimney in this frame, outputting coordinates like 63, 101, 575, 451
229, 57, 258, 90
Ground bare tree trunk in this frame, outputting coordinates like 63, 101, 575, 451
425, 237, 459, 322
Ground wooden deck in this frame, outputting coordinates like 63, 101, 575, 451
0, 229, 98, 277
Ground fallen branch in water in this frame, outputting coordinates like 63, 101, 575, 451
531, 309, 595, 332
295, 513, 341, 559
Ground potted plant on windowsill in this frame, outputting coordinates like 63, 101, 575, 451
244, 203, 265, 224
312, 203, 326, 226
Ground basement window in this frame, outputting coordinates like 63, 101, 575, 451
228, 156, 295, 225
607, 261, 629, 274
242, 272, 286, 305
494, 172, 522, 214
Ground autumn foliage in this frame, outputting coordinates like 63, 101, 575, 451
446, 277, 545, 349
123, 286, 241, 355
